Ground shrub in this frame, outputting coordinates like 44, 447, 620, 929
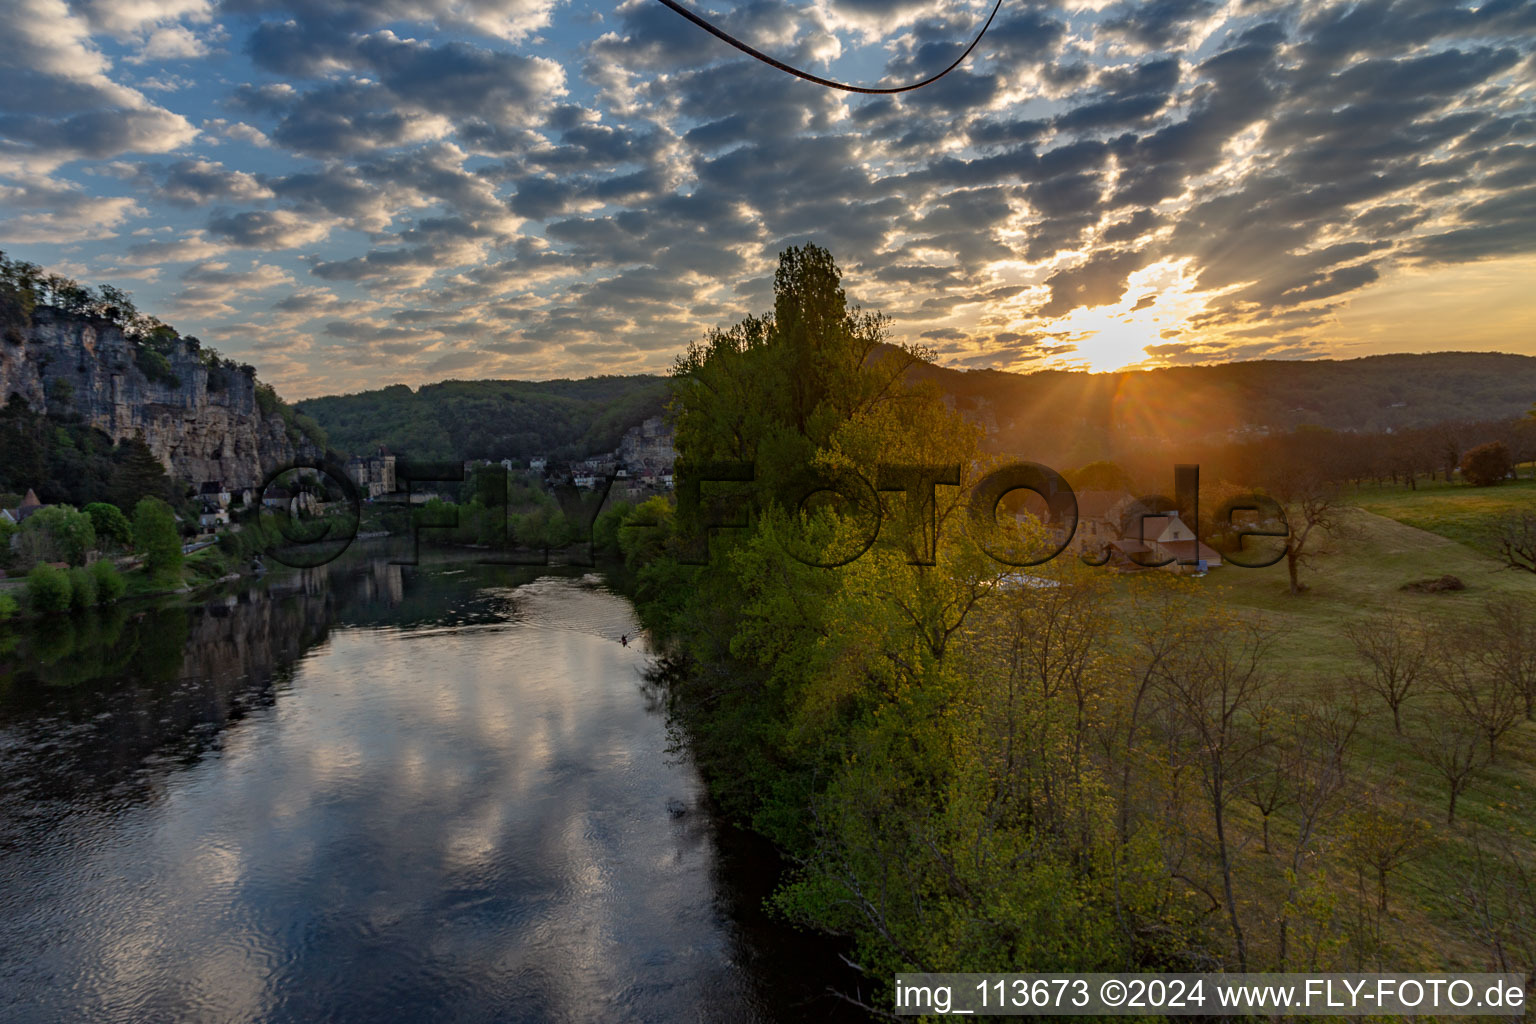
0, 593, 17, 621
90, 558, 126, 603
67, 566, 97, 611
1460, 441, 1513, 486
26, 563, 71, 614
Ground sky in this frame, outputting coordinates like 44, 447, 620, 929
1, 0, 1534, 400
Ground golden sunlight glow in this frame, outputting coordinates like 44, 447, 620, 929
1053, 306, 1166, 372
1024, 258, 1204, 372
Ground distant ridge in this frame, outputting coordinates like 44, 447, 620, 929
296, 351, 1536, 464
296, 375, 669, 463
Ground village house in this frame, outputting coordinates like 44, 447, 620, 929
1052, 490, 1221, 573
2, 489, 47, 525
346, 449, 397, 500
199, 480, 232, 508
1107, 512, 1223, 573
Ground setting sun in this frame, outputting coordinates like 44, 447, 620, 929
1054, 306, 1167, 372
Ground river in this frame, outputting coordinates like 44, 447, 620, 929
0, 549, 862, 1023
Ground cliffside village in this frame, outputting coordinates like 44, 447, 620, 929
337, 415, 678, 504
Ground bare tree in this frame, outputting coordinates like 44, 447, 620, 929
1342, 785, 1429, 914
1242, 711, 1295, 856
1495, 512, 1536, 575
1261, 462, 1350, 595
1344, 617, 1430, 734
1454, 828, 1536, 978
1431, 646, 1522, 762
1157, 620, 1276, 970
1479, 596, 1536, 720
1410, 708, 1486, 824
1099, 582, 1205, 848
1277, 697, 1363, 968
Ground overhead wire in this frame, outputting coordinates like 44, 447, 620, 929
650, 0, 1005, 94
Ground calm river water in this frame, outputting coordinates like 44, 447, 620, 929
0, 550, 860, 1023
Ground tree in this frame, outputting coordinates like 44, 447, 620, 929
1155, 620, 1276, 970
1495, 512, 1536, 575
67, 566, 97, 611
1341, 788, 1429, 913
1344, 617, 1430, 734
18, 505, 96, 566
1459, 441, 1513, 486
1275, 696, 1362, 969
90, 558, 125, 603
1255, 456, 1349, 595
1478, 597, 1536, 720
83, 501, 132, 549
133, 497, 183, 583
0, 519, 16, 572
1453, 829, 1536, 976
1411, 708, 1485, 824
110, 437, 174, 510
1431, 645, 1522, 762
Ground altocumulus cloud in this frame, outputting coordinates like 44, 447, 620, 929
0, 0, 1532, 397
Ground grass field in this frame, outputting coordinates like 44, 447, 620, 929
1150, 507, 1536, 971
1350, 475, 1536, 559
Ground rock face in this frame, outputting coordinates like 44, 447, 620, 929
0, 307, 311, 489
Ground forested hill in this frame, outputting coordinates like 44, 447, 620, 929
295, 376, 669, 462
296, 352, 1535, 465
912, 350, 1536, 453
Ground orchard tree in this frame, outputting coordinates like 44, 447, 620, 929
1257, 457, 1350, 595
1459, 441, 1513, 486
1495, 513, 1536, 575
1411, 708, 1485, 824
1344, 617, 1430, 734
1479, 597, 1536, 720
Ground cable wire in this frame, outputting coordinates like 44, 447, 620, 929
651, 0, 1005, 94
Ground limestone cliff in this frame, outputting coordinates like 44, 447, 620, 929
0, 307, 315, 489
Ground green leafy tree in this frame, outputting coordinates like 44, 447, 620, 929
19, 505, 96, 566
27, 563, 72, 613
83, 502, 133, 548
133, 497, 183, 583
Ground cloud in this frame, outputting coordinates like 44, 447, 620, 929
0, 0, 196, 171
1, 0, 1532, 392
0, 171, 141, 242
1039, 250, 1149, 317
207, 208, 334, 248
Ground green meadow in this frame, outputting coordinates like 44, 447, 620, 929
1351, 475, 1536, 559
